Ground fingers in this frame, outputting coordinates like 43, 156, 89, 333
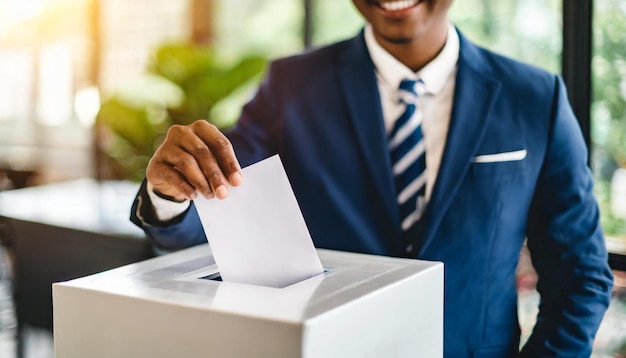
192, 121, 242, 187
147, 142, 204, 201
182, 122, 242, 199
147, 159, 199, 201
146, 121, 242, 201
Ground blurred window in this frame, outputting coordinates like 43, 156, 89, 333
0, 0, 191, 185
99, 0, 190, 94
592, 0, 626, 253
0, 0, 96, 184
310, 0, 364, 46
449, 0, 561, 74
212, 0, 304, 61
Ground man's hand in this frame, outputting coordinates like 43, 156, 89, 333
146, 120, 243, 202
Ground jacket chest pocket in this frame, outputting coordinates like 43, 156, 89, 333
469, 149, 527, 178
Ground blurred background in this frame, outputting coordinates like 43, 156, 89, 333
0, 0, 624, 357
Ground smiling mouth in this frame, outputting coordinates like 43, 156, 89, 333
372, 0, 421, 11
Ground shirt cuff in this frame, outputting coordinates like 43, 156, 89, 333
146, 181, 191, 222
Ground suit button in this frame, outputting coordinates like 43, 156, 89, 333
405, 244, 413, 253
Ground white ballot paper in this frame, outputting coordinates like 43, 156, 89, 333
193, 155, 324, 288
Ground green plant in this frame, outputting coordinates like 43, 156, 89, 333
96, 42, 267, 182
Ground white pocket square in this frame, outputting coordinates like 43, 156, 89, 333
472, 149, 527, 163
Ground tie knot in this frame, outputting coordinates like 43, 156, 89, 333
398, 79, 423, 105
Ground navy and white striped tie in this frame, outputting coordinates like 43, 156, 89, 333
389, 79, 427, 234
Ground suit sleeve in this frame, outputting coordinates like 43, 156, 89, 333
520, 76, 614, 357
130, 179, 207, 252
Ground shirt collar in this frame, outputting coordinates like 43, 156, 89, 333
364, 22, 459, 95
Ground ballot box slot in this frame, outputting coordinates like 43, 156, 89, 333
199, 272, 223, 282
198, 268, 334, 285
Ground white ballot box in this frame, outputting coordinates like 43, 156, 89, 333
53, 245, 443, 358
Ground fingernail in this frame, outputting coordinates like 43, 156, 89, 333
231, 172, 242, 186
206, 191, 215, 199
189, 192, 198, 200
215, 185, 228, 199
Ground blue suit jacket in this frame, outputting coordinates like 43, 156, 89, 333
132, 29, 614, 357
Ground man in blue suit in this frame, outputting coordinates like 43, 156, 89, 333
131, 0, 614, 356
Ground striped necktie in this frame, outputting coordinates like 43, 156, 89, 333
389, 79, 427, 234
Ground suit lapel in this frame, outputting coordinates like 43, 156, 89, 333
336, 34, 401, 238
332, 31, 503, 256
417, 32, 502, 256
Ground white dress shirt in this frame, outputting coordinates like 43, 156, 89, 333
364, 23, 459, 201
149, 24, 460, 221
